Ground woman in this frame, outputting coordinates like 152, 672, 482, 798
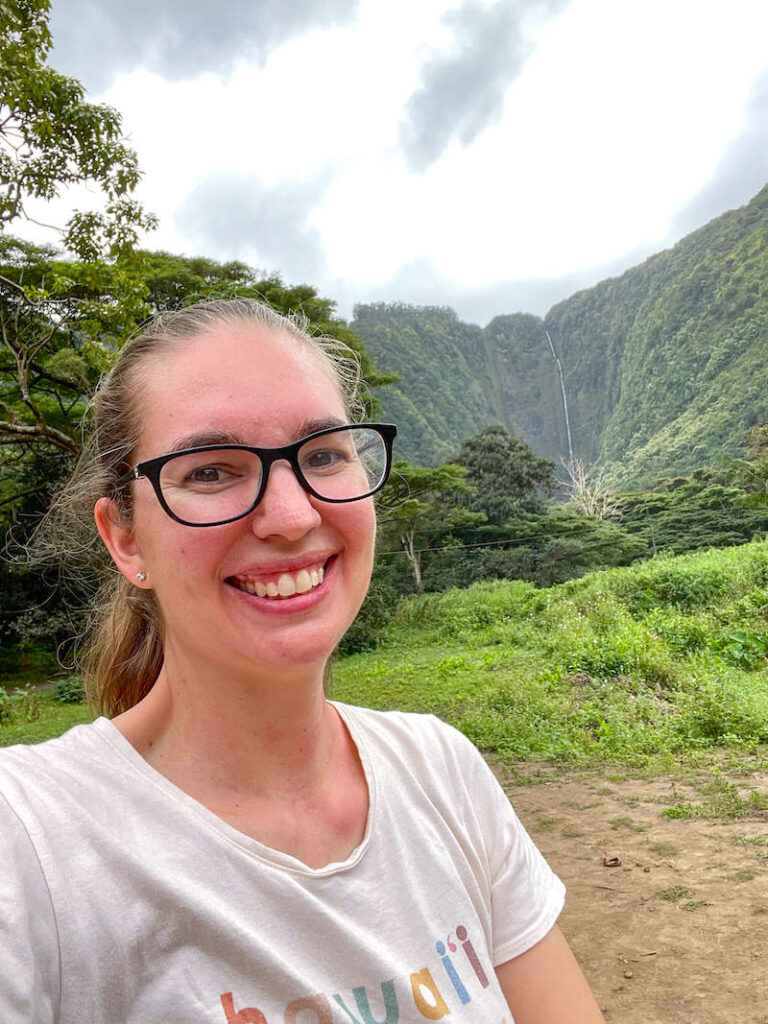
0, 299, 604, 1023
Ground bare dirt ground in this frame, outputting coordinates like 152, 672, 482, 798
497, 765, 768, 1024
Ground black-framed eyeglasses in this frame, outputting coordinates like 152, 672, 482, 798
114, 423, 397, 528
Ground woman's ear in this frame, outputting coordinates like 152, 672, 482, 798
95, 497, 148, 585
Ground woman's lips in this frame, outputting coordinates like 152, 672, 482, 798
226, 557, 334, 600
228, 564, 325, 599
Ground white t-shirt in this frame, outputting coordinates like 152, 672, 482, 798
0, 703, 564, 1023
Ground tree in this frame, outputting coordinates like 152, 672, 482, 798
377, 461, 484, 594
744, 425, 768, 464
620, 471, 768, 556
0, 0, 156, 258
564, 458, 626, 520
0, 236, 151, 467
453, 425, 555, 525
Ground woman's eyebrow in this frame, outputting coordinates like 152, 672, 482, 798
166, 419, 346, 453
295, 417, 346, 440
168, 430, 248, 452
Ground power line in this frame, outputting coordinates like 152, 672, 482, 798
375, 508, 768, 558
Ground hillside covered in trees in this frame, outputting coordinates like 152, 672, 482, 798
353, 184, 768, 485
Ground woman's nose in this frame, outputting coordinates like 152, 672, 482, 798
250, 460, 322, 540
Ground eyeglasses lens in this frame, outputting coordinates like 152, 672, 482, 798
157, 427, 388, 525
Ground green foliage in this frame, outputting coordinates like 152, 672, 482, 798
374, 499, 645, 603
376, 458, 483, 593
0, 689, 91, 745
335, 577, 400, 656
620, 469, 768, 555
352, 303, 498, 466
0, 682, 41, 724
371, 425, 642, 605
663, 779, 768, 821
332, 540, 768, 764
453, 424, 555, 522
713, 629, 768, 670
0, 0, 156, 257
354, 186, 768, 485
54, 675, 85, 704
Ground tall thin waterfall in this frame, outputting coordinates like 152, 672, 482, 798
545, 328, 574, 474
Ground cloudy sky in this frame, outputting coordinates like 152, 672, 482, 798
43, 0, 768, 325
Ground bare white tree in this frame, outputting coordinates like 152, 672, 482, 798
563, 459, 626, 521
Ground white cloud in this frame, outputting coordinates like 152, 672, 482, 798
18, 0, 768, 323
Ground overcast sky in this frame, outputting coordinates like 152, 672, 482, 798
41, 0, 768, 325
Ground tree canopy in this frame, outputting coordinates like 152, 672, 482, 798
453, 425, 555, 524
0, 0, 156, 258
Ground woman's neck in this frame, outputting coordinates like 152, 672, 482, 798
111, 653, 370, 868
112, 648, 336, 801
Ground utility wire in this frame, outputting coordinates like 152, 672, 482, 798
375, 508, 768, 558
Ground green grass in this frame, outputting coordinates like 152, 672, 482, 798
661, 779, 768, 821
656, 886, 692, 903
333, 540, 768, 766
0, 692, 92, 747
732, 834, 768, 847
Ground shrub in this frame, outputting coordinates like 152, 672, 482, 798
0, 684, 42, 725
54, 676, 86, 704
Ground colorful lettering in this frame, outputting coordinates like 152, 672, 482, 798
220, 993, 269, 1024
334, 981, 399, 1024
408, 969, 451, 1020
455, 925, 489, 988
436, 940, 470, 1004
284, 994, 334, 1023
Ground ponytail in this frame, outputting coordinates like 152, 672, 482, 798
84, 576, 164, 716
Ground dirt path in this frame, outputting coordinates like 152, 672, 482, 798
499, 766, 768, 1024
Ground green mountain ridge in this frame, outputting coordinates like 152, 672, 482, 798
353, 184, 768, 485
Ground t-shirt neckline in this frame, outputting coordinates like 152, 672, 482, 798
91, 700, 377, 878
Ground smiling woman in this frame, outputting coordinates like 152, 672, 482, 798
0, 299, 604, 1024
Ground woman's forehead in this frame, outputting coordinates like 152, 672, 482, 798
134, 326, 346, 450
152, 323, 330, 374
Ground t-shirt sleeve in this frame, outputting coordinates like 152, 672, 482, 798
0, 790, 60, 1022
437, 720, 566, 966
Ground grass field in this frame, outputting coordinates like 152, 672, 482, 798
332, 540, 768, 766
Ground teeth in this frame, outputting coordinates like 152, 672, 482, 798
295, 569, 312, 593
232, 563, 328, 599
277, 574, 296, 597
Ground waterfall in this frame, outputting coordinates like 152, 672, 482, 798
545, 328, 574, 474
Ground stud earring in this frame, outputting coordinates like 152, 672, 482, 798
136, 571, 147, 583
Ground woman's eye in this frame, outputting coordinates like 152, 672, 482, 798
304, 448, 346, 471
185, 465, 234, 485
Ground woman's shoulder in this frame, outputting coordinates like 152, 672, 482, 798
332, 701, 484, 768
0, 718, 115, 791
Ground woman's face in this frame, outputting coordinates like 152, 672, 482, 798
104, 323, 376, 681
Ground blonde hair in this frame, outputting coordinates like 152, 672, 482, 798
39, 299, 363, 716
